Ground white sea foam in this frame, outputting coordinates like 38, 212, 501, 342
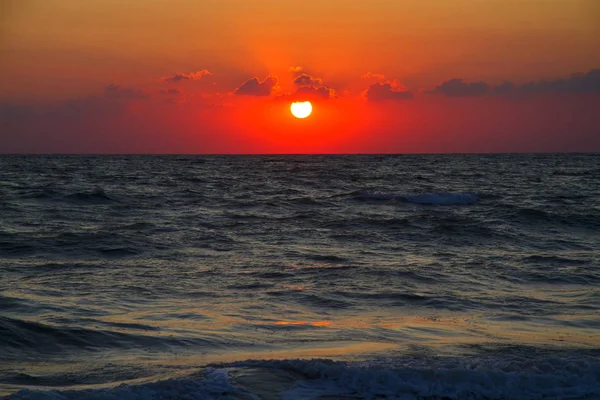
274, 357, 600, 400
9, 357, 599, 400
359, 191, 479, 205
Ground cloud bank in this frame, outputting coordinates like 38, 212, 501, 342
427, 79, 489, 97
1, 68, 599, 153
497, 69, 600, 96
429, 69, 600, 98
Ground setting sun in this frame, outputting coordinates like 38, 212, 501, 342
291, 101, 313, 119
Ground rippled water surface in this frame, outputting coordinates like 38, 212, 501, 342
1, 154, 599, 399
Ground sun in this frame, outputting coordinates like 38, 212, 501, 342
290, 101, 312, 119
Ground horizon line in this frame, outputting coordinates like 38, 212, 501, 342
0, 152, 599, 156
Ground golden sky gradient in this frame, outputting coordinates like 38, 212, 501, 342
2, 0, 599, 100
1, 0, 599, 153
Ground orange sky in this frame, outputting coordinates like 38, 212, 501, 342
1, 0, 599, 153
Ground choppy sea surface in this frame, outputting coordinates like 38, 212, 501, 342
1, 154, 599, 400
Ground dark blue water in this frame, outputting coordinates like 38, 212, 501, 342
1, 154, 599, 399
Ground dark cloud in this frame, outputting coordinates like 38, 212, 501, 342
163, 70, 212, 83
293, 74, 322, 87
234, 76, 279, 96
427, 79, 489, 97
430, 69, 600, 99
365, 82, 413, 102
294, 85, 336, 100
104, 84, 150, 100
287, 73, 336, 100
496, 69, 600, 96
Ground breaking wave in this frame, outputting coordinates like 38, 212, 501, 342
6, 355, 600, 400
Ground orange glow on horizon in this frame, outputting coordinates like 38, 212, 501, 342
223, 96, 374, 153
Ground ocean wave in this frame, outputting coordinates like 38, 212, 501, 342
5, 356, 600, 399
18, 187, 115, 203
0, 241, 37, 256
0, 316, 239, 357
268, 356, 600, 400
63, 187, 114, 203
359, 190, 479, 205
4, 369, 243, 400
507, 207, 600, 229
20, 187, 60, 200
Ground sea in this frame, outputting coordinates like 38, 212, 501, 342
1, 154, 599, 400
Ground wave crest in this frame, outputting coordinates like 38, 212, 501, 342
64, 187, 113, 203
6, 356, 600, 400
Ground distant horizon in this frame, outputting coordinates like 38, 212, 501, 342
1, 152, 599, 156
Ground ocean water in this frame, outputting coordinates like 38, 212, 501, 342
1, 154, 599, 399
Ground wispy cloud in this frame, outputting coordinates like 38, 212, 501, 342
365, 81, 413, 102
104, 84, 150, 100
362, 72, 385, 80
159, 88, 182, 95
163, 70, 212, 83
